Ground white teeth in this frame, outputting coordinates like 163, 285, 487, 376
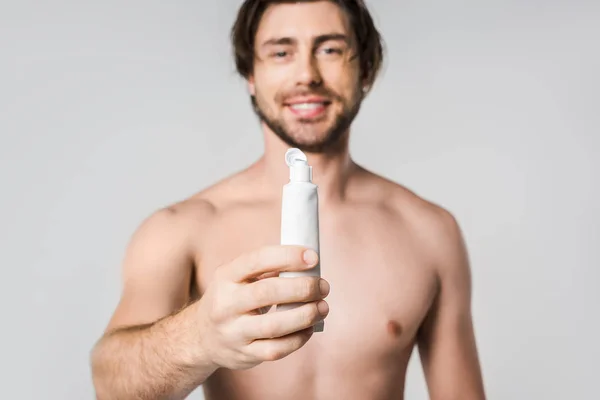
290, 102, 324, 110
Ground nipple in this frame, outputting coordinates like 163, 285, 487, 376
387, 320, 403, 337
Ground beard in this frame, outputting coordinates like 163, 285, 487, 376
251, 84, 363, 153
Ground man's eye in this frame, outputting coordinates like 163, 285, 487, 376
273, 51, 288, 58
326, 47, 343, 54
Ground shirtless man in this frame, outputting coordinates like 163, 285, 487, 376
90, 1, 486, 399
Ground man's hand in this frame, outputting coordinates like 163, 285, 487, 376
196, 245, 330, 370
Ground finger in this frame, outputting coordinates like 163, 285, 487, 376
244, 326, 315, 362
236, 276, 329, 314
227, 245, 318, 283
242, 300, 329, 341
250, 271, 280, 282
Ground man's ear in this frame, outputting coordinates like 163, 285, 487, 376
247, 75, 256, 96
361, 71, 371, 94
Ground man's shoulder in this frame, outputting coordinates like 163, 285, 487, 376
149, 182, 231, 228
359, 167, 457, 229
130, 196, 217, 249
382, 172, 467, 278
145, 168, 256, 231
360, 167, 463, 257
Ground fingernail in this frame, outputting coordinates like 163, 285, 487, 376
317, 300, 329, 316
319, 279, 330, 296
303, 249, 318, 265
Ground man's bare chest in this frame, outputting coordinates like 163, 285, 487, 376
195, 205, 438, 399
195, 205, 438, 350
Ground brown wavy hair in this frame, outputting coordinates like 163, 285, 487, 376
230, 0, 385, 92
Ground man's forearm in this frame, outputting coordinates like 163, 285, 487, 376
91, 302, 218, 400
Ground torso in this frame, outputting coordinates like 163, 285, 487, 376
187, 165, 441, 400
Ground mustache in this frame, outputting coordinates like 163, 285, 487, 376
277, 87, 341, 103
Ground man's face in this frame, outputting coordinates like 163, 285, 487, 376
249, 1, 364, 153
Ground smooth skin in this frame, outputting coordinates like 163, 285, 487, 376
90, 2, 486, 400
91, 243, 329, 399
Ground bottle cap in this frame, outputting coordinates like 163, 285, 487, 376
285, 148, 312, 182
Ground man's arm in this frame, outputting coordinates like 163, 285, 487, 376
417, 210, 486, 400
90, 203, 218, 400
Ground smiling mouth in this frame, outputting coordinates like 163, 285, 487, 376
286, 101, 331, 119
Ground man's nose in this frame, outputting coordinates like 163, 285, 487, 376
295, 53, 322, 87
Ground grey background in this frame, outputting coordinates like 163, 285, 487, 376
1, 0, 598, 399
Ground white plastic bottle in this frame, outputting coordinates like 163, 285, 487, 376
277, 148, 324, 332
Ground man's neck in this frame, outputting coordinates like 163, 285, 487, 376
253, 125, 356, 204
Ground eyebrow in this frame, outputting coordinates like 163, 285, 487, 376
260, 33, 350, 48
